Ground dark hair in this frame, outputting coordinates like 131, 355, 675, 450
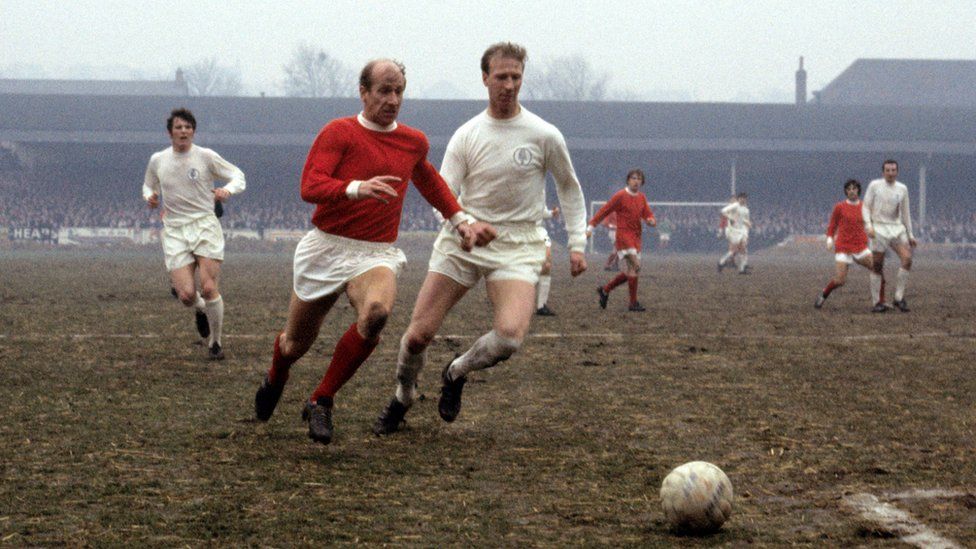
167, 108, 196, 133
359, 59, 406, 91
626, 168, 645, 184
844, 179, 861, 195
481, 42, 527, 74
882, 159, 899, 170
736, 192, 748, 199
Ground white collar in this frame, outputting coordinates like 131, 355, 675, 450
357, 112, 397, 132
625, 187, 639, 196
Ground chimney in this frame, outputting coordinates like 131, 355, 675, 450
795, 56, 807, 106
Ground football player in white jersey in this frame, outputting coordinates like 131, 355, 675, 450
863, 159, 916, 312
718, 192, 751, 274
143, 109, 245, 360
373, 42, 588, 434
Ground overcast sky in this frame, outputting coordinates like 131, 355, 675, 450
2, 0, 974, 102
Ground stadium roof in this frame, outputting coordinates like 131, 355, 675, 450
0, 72, 188, 97
1, 92, 974, 156
815, 59, 976, 108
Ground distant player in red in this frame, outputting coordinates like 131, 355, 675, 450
815, 179, 877, 309
252, 59, 494, 445
588, 169, 656, 312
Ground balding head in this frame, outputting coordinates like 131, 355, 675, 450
359, 59, 407, 92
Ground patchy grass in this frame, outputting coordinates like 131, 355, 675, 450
1, 248, 974, 546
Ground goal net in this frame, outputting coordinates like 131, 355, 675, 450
588, 200, 729, 253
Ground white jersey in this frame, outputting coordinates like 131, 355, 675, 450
721, 202, 750, 234
142, 144, 246, 227
441, 107, 587, 252
862, 178, 913, 239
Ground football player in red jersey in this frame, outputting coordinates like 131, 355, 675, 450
815, 179, 877, 309
252, 59, 495, 445
588, 169, 657, 312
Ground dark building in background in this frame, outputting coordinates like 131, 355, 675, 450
0, 59, 974, 245
812, 59, 976, 108
0, 69, 189, 96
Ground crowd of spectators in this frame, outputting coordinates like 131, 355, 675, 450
2, 174, 973, 252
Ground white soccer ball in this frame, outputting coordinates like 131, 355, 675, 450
660, 461, 734, 534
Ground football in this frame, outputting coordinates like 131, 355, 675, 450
660, 461, 734, 534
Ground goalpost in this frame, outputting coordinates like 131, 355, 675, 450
587, 200, 728, 253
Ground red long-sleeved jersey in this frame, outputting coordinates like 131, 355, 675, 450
826, 200, 868, 254
301, 116, 461, 243
589, 189, 654, 250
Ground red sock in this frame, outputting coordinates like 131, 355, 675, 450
268, 332, 297, 387
627, 276, 638, 305
604, 273, 628, 293
310, 323, 378, 402
823, 280, 841, 297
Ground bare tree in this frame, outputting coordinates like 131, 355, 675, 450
523, 54, 609, 101
182, 57, 243, 96
281, 43, 355, 98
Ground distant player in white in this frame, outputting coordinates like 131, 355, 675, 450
373, 42, 588, 434
143, 108, 245, 360
863, 159, 916, 313
718, 192, 751, 274
535, 205, 559, 316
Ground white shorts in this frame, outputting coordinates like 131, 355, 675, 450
161, 215, 224, 271
835, 248, 872, 264
726, 228, 748, 246
869, 224, 909, 253
293, 229, 406, 302
616, 248, 640, 260
429, 224, 547, 288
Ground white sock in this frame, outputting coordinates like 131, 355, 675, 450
870, 273, 882, 305
536, 275, 551, 310
734, 254, 743, 271
204, 296, 224, 346
720, 252, 733, 265
741, 253, 748, 268
895, 268, 909, 301
395, 335, 425, 407
193, 292, 206, 311
448, 330, 520, 380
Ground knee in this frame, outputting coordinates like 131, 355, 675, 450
359, 302, 390, 339
540, 261, 552, 275
834, 276, 846, 286
280, 334, 310, 359
404, 328, 435, 355
176, 289, 197, 307
902, 257, 912, 270
200, 280, 219, 300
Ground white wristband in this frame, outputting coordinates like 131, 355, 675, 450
346, 180, 363, 199
449, 211, 476, 228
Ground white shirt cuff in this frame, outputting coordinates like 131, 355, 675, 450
346, 180, 363, 199
449, 211, 476, 228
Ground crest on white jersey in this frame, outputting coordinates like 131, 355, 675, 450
187, 168, 200, 181
512, 146, 533, 167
